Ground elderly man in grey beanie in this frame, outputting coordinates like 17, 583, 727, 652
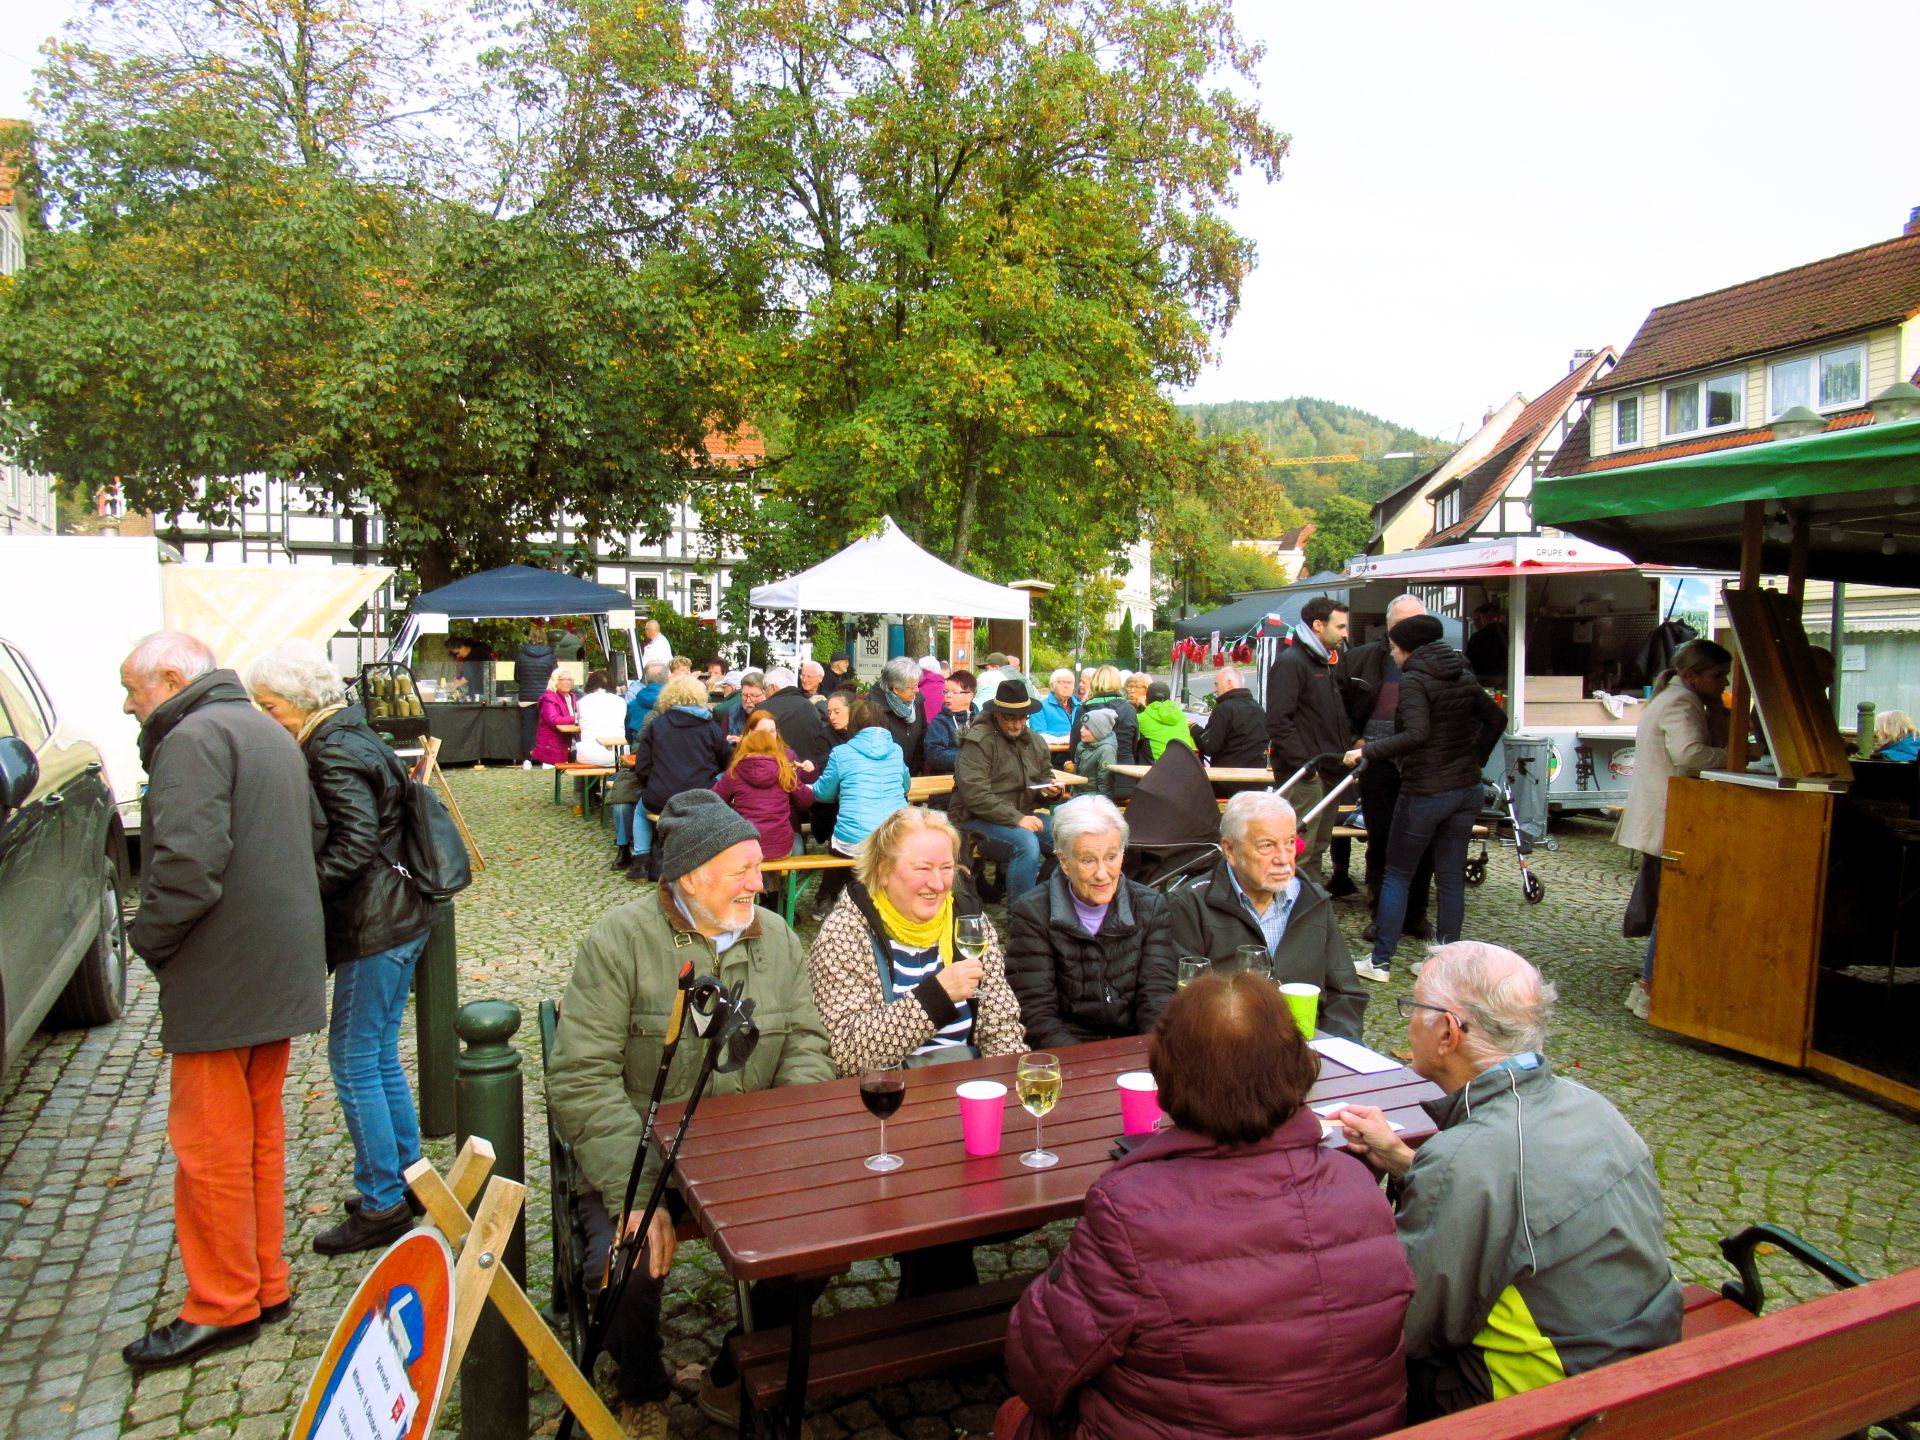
546, 789, 834, 1435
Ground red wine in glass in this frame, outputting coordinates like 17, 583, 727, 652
861, 1072, 906, 1172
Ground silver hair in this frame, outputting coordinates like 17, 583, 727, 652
1385, 593, 1427, 626
245, 637, 345, 713
1214, 666, 1242, 692
643, 662, 666, 682
738, 669, 766, 690
1052, 794, 1129, 858
125, 630, 217, 683
800, 660, 824, 678
881, 657, 921, 691
1419, 942, 1556, 1061
1220, 789, 1297, 846
763, 666, 796, 690
1049, 668, 1075, 686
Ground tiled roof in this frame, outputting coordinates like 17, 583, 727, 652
1542, 406, 1877, 478
0, 117, 25, 209
1589, 231, 1920, 395
702, 424, 766, 467
1273, 523, 1315, 550
1422, 349, 1614, 546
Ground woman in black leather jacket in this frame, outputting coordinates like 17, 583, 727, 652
249, 639, 437, 1257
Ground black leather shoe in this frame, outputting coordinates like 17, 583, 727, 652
609, 843, 631, 873
1405, 917, 1434, 941
1326, 872, 1359, 898
315, 1200, 414, 1256
123, 1317, 260, 1371
259, 1298, 293, 1325
627, 853, 652, 882
345, 1191, 426, 1219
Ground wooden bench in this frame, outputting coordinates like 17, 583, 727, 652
733, 1274, 1034, 1423
551, 762, 615, 816
760, 852, 855, 924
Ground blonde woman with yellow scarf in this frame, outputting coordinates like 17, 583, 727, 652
806, 806, 1026, 1078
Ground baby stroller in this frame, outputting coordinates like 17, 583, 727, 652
1465, 771, 1546, 904
1123, 744, 1224, 892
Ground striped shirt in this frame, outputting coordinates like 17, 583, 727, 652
890, 940, 971, 1057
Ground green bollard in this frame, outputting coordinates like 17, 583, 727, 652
455, 1000, 528, 1440
416, 900, 458, 1138
1856, 701, 1877, 759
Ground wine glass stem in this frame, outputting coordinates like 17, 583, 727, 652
879, 1116, 888, 1158
1034, 1114, 1043, 1155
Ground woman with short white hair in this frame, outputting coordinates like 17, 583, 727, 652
1004, 795, 1178, 1049
247, 639, 436, 1256
1036, 668, 1077, 741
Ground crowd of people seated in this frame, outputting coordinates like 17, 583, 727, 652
529, 636, 1686, 1438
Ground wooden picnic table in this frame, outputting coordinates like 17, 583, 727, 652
906, 769, 1086, 804
654, 1033, 1442, 1436
1109, 761, 1274, 783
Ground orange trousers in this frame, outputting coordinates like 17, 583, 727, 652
168, 1040, 292, 1326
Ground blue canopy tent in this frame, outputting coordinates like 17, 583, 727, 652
391, 564, 640, 671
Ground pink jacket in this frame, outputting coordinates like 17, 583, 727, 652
530, 689, 578, 765
1006, 1109, 1413, 1440
712, 754, 814, 860
918, 668, 946, 721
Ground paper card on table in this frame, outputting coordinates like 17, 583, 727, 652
1313, 1104, 1405, 1144
1309, 1036, 1400, 1075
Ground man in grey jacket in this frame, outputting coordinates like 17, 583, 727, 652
117, 632, 328, 1372
1331, 941, 1681, 1419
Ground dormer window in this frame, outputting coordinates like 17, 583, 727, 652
1769, 344, 1864, 417
1615, 395, 1640, 446
1664, 371, 1744, 437
1434, 485, 1461, 532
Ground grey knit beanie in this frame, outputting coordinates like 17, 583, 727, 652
656, 790, 762, 883
1083, 709, 1117, 741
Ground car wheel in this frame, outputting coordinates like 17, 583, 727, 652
50, 858, 128, 1028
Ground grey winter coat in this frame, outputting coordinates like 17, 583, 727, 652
1397, 1057, 1683, 1415
1005, 873, 1178, 1049
128, 670, 328, 1053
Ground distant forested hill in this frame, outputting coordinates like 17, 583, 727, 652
1180, 397, 1448, 511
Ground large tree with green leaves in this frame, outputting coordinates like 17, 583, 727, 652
0, 0, 745, 585
661, 0, 1288, 603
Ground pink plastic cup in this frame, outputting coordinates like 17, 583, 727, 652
1117, 1071, 1161, 1135
956, 1080, 1008, 1156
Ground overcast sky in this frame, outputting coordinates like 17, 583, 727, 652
4, 0, 1915, 443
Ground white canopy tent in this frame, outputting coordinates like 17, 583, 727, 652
749, 516, 1031, 665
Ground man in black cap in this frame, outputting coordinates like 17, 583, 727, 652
1342, 614, 1508, 983
950, 679, 1063, 903
821, 650, 857, 697
547, 790, 834, 1434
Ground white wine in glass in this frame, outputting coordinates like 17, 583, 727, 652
1016, 1052, 1062, 1169
1177, 956, 1208, 989
955, 914, 989, 965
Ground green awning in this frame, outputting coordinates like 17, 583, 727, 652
1532, 416, 1920, 585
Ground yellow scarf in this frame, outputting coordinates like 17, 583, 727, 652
872, 890, 954, 967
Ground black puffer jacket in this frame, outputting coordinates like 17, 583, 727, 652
1005, 873, 1178, 1049
867, 686, 927, 774
1265, 633, 1351, 781
304, 707, 438, 967
632, 705, 733, 811
1198, 686, 1269, 768
514, 642, 557, 700
1361, 640, 1509, 795
760, 686, 833, 774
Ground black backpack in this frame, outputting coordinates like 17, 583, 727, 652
382, 751, 473, 900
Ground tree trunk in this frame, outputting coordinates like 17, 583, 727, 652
950, 425, 982, 568
418, 537, 458, 592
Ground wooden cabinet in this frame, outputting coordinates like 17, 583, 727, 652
1651, 778, 1830, 1067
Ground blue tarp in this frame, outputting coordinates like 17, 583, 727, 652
1172, 571, 1349, 641
409, 564, 630, 620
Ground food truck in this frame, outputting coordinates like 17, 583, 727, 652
1342, 536, 1723, 816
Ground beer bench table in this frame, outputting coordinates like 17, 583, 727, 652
907, 770, 1086, 805
759, 852, 856, 924
1109, 762, 1274, 783
653, 1034, 1444, 1439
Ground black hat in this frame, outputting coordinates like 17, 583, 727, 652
1388, 615, 1446, 652
985, 679, 1041, 715
656, 790, 762, 884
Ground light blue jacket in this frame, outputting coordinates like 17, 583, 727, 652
1035, 691, 1076, 740
811, 726, 911, 847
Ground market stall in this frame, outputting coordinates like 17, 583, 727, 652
1343, 536, 1721, 814
387, 565, 640, 763
748, 516, 1031, 673
1534, 411, 1920, 1110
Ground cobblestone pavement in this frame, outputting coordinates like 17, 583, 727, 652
2, 766, 1917, 1439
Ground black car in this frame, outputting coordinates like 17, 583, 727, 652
0, 636, 129, 1078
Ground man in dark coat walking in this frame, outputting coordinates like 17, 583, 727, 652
1197, 665, 1270, 769
1265, 596, 1353, 880
117, 632, 327, 1372
1343, 594, 1434, 941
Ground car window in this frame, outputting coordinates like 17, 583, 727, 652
0, 646, 50, 750
6, 644, 58, 732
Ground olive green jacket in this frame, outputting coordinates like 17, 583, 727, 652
547, 885, 835, 1205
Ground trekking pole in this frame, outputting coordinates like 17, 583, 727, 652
556, 960, 695, 1440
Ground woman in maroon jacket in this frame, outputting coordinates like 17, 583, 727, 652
712, 719, 815, 867
998, 971, 1413, 1440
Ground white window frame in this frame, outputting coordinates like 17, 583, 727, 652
1615, 395, 1640, 447
1663, 370, 1746, 438
1433, 486, 1461, 532
1768, 343, 1866, 418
